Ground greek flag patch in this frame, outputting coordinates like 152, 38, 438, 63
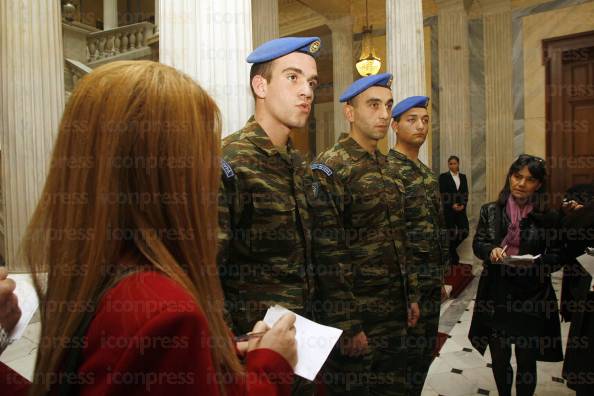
312, 181, 320, 198
311, 163, 333, 176
221, 159, 235, 178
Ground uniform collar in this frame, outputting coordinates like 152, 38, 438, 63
243, 116, 295, 158
390, 148, 429, 171
342, 135, 382, 162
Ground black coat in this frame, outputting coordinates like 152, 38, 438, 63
439, 172, 469, 226
560, 203, 594, 391
468, 201, 564, 362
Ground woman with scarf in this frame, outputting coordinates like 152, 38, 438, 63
469, 155, 563, 396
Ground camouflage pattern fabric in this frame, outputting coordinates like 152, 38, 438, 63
217, 117, 314, 335
313, 136, 418, 396
387, 149, 449, 281
387, 149, 449, 396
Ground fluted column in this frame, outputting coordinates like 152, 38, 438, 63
328, 16, 354, 141
160, 0, 253, 136
103, 0, 118, 29
0, 0, 65, 272
479, 0, 513, 201
252, 0, 279, 48
436, 1, 471, 171
386, 0, 428, 163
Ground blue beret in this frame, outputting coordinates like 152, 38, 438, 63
392, 96, 430, 119
247, 37, 321, 64
339, 73, 393, 103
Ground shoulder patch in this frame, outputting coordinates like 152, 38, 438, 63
221, 159, 235, 179
310, 163, 333, 176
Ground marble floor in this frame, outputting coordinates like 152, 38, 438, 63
1, 260, 576, 395
423, 262, 573, 396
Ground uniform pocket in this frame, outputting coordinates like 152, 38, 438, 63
350, 192, 385, 228
250, 192, 298, 253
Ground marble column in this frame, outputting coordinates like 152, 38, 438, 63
479, 0, 513, 202
328, 16, 354, 141
435, 0, 472, 202
0, 0, 65, 271
103, 0, 118, 29
160, 0, 253, 136
386, 0, 428, 163
252, 0, 279, 48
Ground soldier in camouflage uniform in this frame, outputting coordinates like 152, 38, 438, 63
388, 96, 450, 396
312, 74, 420, 396
218, 37, 364, 396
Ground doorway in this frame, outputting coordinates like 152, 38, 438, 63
545, 31, 594, 207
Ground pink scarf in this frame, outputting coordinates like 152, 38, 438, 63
501, 196, 533, 256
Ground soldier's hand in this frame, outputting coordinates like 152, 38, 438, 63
407, 303, 420, 327
0, 267, 21, 335
249, 313, 297, 367
341, 330, 368, 357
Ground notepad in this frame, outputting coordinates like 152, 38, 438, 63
8, 274, 40, 343
577, 252, 594, 290
263, 305, 342, 381
502, 254, 541, 266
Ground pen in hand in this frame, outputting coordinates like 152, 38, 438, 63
234, 330, 267, 342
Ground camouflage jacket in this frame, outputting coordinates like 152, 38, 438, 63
218, 117, 362, 336
387, 149, 449, 283
313, 136, 418, 335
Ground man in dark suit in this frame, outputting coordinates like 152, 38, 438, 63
439, 155, 469, 264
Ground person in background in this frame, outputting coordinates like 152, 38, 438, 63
559, 183, 594, 396
313, 74, 419, 396
0, 60, 297, 395
388, 96, 449, 395
469, 154, 563, 396
439, 155, 469, 265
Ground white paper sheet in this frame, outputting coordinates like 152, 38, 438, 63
577, 252, 594, 290
502, 254, 541, 266
7, 274, 40, 343
263, 305, 342, 381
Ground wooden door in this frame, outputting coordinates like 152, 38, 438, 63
545, 32, 594, 207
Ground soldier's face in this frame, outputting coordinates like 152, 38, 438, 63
391, 107, 429, 147
346, 86, 393, 142
261, 52, 319, 129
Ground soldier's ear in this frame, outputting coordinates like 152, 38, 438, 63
252, 75, 267, 99
343, 103, 354, 123
391, 119, 398, 134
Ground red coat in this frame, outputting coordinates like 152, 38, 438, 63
0, 272, 293, 395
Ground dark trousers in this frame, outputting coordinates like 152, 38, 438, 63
291, 376, 315, 396
406, 284, 442, 396
445, 213, 469, 263
488, 335, 537, 396
322, 335, 408, 396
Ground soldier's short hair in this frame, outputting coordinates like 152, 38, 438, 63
250, 61, 274, 99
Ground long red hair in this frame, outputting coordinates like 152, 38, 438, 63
21, 60, 241, 394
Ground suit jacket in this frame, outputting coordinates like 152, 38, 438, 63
0, 271, 294, 396
439, 172, 468, 218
